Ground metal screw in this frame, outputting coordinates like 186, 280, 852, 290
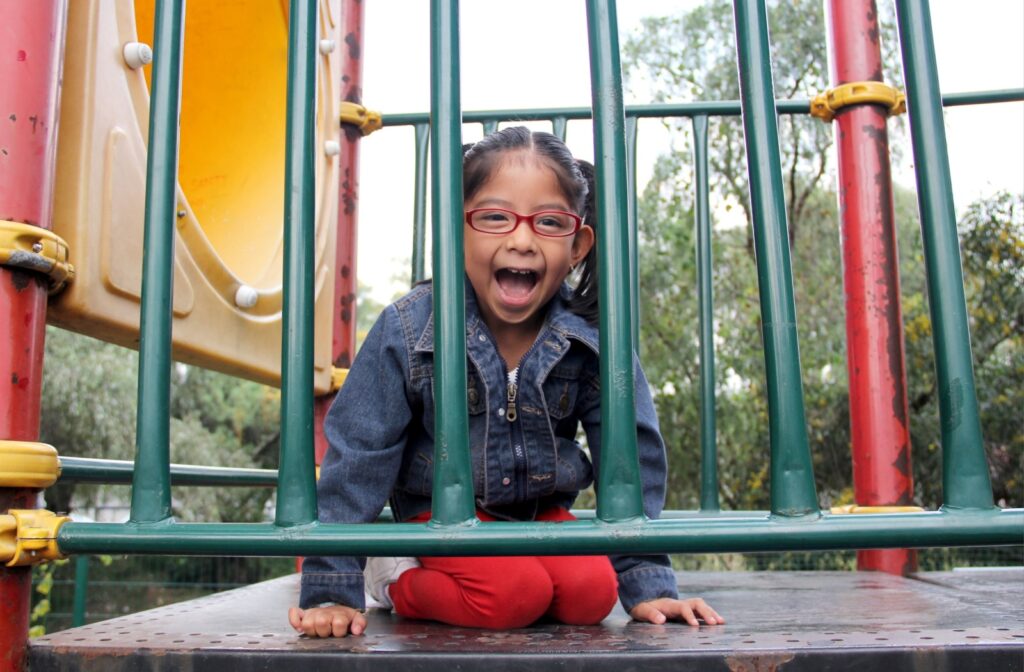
319, 39, 335, 54
123, 42, 153, 70
32, 242, 43, 253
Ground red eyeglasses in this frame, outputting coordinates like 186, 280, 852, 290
465, 208, 583, 238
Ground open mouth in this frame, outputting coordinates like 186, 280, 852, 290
495, 267, 538, 301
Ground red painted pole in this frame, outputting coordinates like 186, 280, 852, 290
825, 0, 916, 575
0, 0, 67, 667
313, 0, 365, 464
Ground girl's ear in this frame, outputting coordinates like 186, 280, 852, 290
571, 225, 595, 265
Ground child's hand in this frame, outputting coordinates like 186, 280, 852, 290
288, 605, 367, 638
629, 597, 724, 626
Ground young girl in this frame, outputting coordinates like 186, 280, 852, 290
289, 127, 723, 637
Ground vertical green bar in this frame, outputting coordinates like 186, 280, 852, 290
893, 0, 993, 510
693, 115, 720, 512
731, 0, 818, 517
412, 122, 430, 284
625, 115, 640, 350
71, 555, 89, 627
552, 116, 568, 142
429, 0, 475, 526
275, 0, 318, 527
129, 0, 185, 524
586, 0, 644, 522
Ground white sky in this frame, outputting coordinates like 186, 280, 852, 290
354, 1, 1024, 302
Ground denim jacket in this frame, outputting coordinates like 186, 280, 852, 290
300, 282, 679, 613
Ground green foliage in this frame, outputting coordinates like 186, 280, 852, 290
39, 328, 281, 522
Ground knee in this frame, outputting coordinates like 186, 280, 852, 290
552, 561, 618, 625
474, 562, 553, 629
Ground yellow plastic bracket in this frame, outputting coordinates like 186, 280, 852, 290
0, 509, 69, 567
330, 367, 349, 393
829, 505, 925, 515
339, 101, 383, 136
0, 441, 61, 489
0, 220, 76, 294
810, 81, 907, 123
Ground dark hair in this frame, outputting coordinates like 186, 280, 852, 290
462, 127, 599, 322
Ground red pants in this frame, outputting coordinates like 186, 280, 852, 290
389, 508, 618, 629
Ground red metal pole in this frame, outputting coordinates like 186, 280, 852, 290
826, 0, 916, 575
0, 0, 67, 667
313, 0, 365, 464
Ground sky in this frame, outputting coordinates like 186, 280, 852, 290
353, 1, 1024, 303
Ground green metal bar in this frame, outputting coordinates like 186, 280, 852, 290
625, 115, 640, 351
380, 88, 1022, 128
274, 0, 319, 527
412, 122, 430, 284
129, 0, 185, 524
551, 116, 568, 141
58, 458, 279, 487
732, 0, 819, 518
586, 0, 644, 523
893, 0, 994, 510
71, 555, 89, 627
55, 509, 1024, 556
693, 115, 720, 513
482, 120, 498, 136
429, 0, 475, 526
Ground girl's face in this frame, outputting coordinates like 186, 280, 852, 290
464, 152, 594, 341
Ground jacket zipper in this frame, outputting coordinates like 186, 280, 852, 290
506, 367, 518, 422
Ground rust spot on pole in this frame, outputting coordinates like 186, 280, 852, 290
344, 32, 360, 60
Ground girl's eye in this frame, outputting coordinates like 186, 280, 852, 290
534, 213, 573, 233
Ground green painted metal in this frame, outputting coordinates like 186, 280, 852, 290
412, 122, 430, 283
429, 0, 475, 526
72, 555, 89, 627
732, 0, 819, 518
893, 0, 993, 511
129, 0, 185, 525
274, 0, 319, 527
55, 509, 1024, 556
586, 0, 644, 523
58, 457, 279, 487
692, 115, 720, 513
381, 89, 1023, 129
552, 116, 568, 141
625, 115, 640, 351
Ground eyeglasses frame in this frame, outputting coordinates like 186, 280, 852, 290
464, 208, 583, 238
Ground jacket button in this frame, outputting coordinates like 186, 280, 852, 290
502, 477, 511, 486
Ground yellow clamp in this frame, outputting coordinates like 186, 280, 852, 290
810, 81, 907, 123
0, 441, 61, 489
339, 101, 383, 136
0, 509, 69, 567
830, 505, 925, 514
0, 220, 75, 294
330, 367, 349, 393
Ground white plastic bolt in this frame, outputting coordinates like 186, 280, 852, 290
324, 140, 341, 157
123, 42, 153, 70
235, 285, 259, 309
319, 39, 336, 54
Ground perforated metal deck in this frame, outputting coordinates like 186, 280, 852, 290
28, 569, 1024, 671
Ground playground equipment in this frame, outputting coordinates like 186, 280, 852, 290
2, 0, 1022, 669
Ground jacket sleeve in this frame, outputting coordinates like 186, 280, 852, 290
580, 353, 679, 614
299, 304, 412, 609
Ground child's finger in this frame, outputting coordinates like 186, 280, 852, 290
288, 607, 304, 631
695, 601, 724, 625
349, 611, 368, 636
677, 603, 700, 626
631, 601, 667, 624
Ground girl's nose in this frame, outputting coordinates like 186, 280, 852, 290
505, 215, 538, 251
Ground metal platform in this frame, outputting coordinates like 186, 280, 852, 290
29, 569, 1024, 671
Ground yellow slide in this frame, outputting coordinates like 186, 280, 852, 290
49, 0, 342, 393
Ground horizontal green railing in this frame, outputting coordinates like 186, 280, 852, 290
52, 0, 1024, 558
